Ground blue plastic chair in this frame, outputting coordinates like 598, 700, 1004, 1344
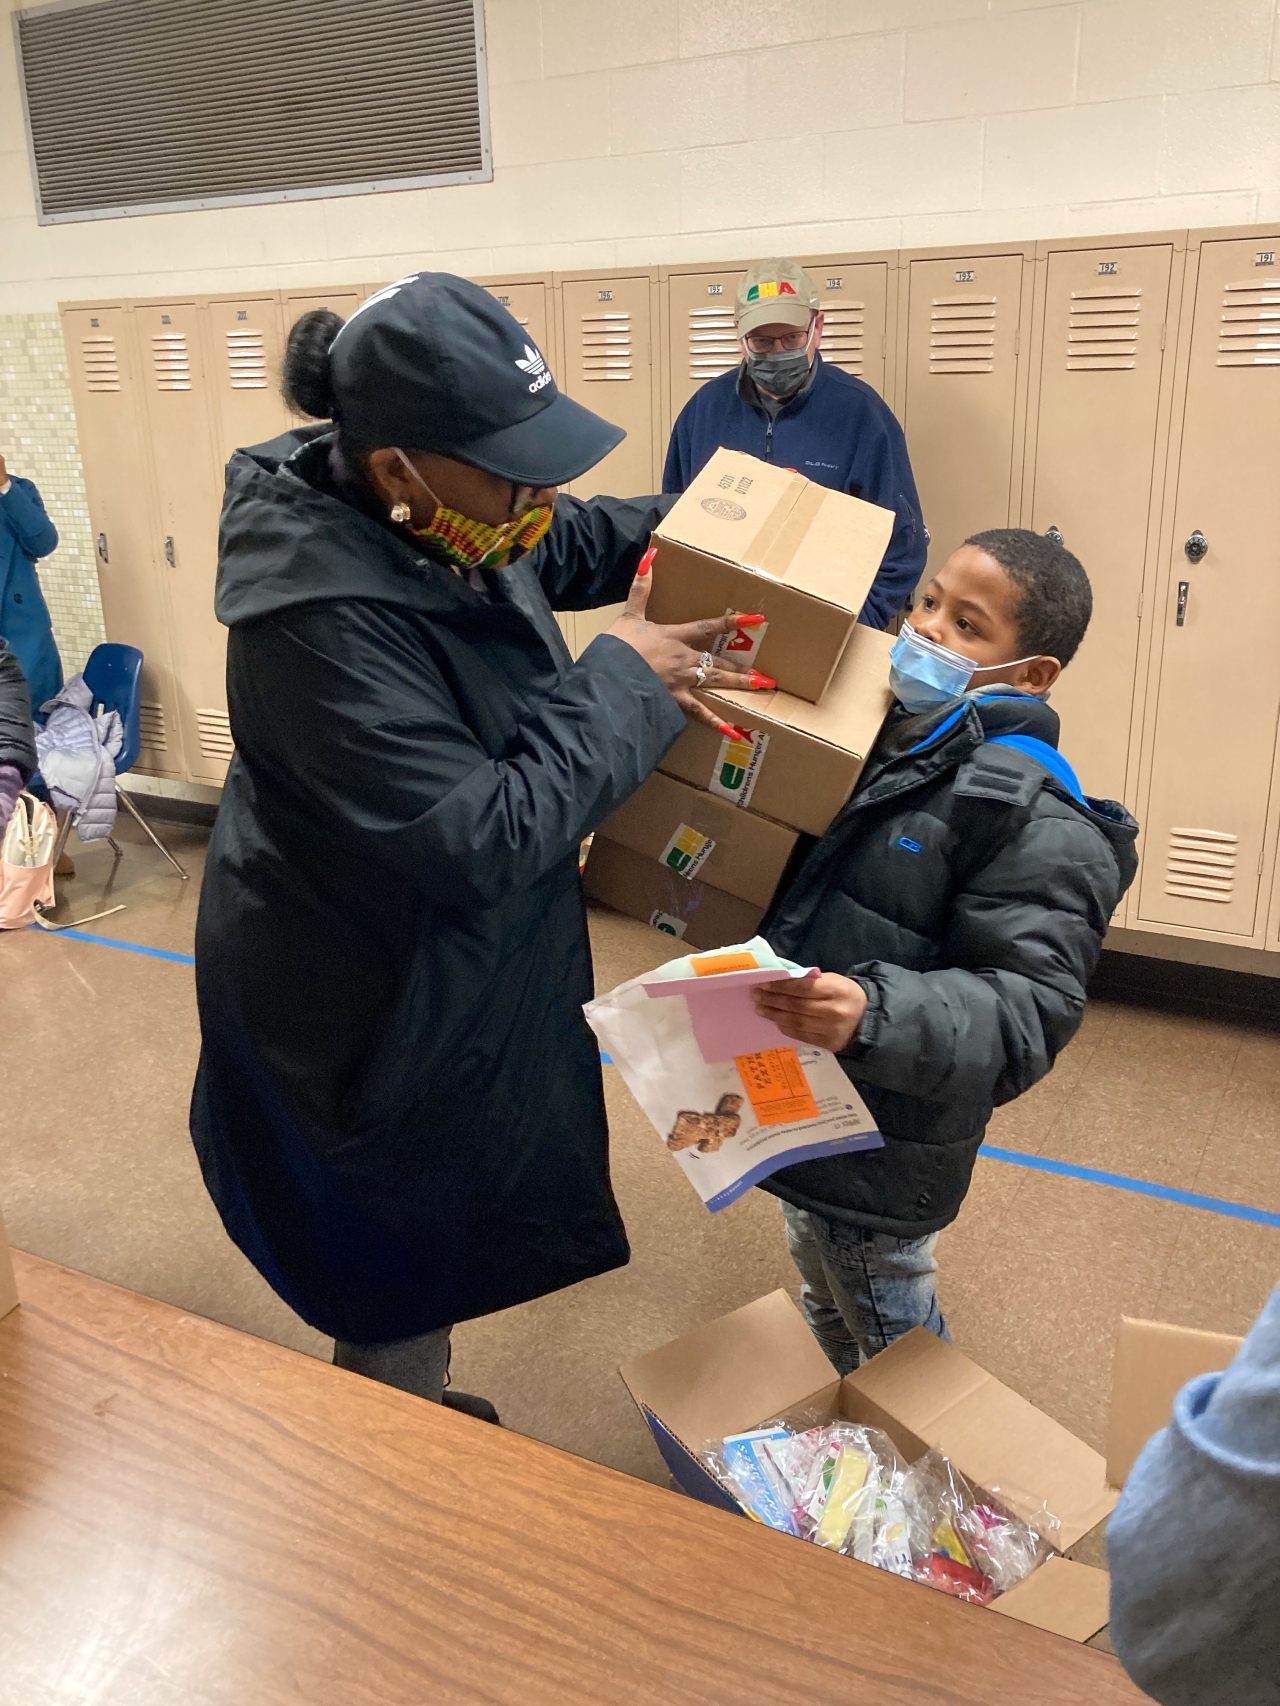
49, 643, 188, 880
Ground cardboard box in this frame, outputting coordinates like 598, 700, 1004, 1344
659, 625, 896, 837
593, 771, 798, 912
584, 836, 764, 950
0, 1211, 18, 1320
1106, 1317, 1242, 1486
620, 1292, 1244, 1645
646, 449, 895, 702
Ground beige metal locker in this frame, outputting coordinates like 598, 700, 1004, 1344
475, 276, 558, 376
898, 248, 1034, 589
663, 265, 747, 437
557, 272, 658, 502
59, 303, 185, 779
799, 255, 893, 401
202, 292, 292, 461
1134, 233, 1280, 941
1022, 239, 1179, 809
132, 299, 231, 785
282, 288, 364, 327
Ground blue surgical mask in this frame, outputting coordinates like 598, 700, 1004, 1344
889, 622, 1039, 713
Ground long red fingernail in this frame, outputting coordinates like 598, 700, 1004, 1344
738, 613, 767, 626
637, 546, 656, 577
716, 722, 738, 738
749, 671, 775, 690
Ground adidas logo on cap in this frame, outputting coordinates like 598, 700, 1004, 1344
515, 342, 553, 392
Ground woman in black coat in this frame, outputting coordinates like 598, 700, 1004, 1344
191, 274, 764, 1416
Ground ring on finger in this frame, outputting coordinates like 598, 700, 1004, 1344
695, 650, 714, 687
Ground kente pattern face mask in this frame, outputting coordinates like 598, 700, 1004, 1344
395, 449, 554, 573
889, 622, 1040, 713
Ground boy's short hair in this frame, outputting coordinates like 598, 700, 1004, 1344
964, 528, 1093, 666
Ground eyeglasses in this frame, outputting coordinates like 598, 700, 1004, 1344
743, 322, 814, 355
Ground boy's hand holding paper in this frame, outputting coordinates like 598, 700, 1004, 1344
751, 971, 868, 1054
584, 937, 881, 1212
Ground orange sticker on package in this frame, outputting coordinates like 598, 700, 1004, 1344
734, 1048, 821, 1127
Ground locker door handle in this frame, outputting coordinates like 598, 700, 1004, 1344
1184, 530, 1208, 563
96, 532, 108, 564
1176, 581, 1189, 626
164, 535, 176, 567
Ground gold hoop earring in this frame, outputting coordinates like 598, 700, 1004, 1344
390, 501, 412, 524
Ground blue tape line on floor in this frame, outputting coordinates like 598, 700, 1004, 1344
981, 1144, 1280, 1229
40, 926, 195, 966
34, 925, 1280, 1231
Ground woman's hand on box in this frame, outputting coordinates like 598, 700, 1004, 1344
606, 548, 773, 734
752, 973, 869, 1054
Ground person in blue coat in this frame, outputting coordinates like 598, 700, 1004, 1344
663, 259, 926, 629
0, 451, 62, 712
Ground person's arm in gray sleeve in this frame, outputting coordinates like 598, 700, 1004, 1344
1107, 1285, 1280, 1706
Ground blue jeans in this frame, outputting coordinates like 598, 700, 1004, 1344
781, 1201, 950, 1376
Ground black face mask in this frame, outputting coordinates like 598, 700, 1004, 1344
746, 346, 812, 399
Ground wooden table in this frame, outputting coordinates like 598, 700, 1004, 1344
0, 1253, 1147, 1706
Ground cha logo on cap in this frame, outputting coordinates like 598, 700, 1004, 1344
515, 342, 553, 393
745, 280, 797, 303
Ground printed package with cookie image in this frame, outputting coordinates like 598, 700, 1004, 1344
667, 1094, 744, 1154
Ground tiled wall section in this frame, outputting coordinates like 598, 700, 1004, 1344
0, 312, 104, 676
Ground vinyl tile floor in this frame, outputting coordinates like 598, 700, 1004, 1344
3, 813, 1278, 1499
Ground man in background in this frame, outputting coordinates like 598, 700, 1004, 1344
0, 450, 63, 713
663, 259, 925, 629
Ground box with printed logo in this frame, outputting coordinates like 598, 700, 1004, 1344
583, 837, 767, 952
646, 448, 894, 703
590, 771, 798, 918
658, 625, 896, 837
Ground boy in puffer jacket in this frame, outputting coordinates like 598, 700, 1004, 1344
753, 529, 1138, 1372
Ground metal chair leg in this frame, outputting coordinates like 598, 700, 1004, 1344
115, 787, 189, 880
50, 808, 75, 871
107, 837, 124, 860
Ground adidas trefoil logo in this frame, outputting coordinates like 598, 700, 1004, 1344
515, 342, 553, 393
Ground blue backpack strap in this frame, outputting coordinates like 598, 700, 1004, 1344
985, 733, 1084, 803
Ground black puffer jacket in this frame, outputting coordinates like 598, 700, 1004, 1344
762, 691, 1138, 1236
0, 635, 37, 779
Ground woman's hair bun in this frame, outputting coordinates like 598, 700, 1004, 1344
281, 308, 345, 419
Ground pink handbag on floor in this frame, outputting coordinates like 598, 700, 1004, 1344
0, 793, 56, 930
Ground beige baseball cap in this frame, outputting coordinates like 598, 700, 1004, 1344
735, 258, 820, 336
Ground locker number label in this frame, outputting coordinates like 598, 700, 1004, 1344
954, 270, 975, 283
826, 277, 843, 290
1257, 251, 1276, 267
707, 284, 723, 295
1098, 261, 1119, 275
496, 295, 511, 307
597, 290, 613, 301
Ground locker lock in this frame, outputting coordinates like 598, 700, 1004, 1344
1184, 530, 1208, 563
164, 535, 176, 568
96, 532, 108, 564
1046, 525, 1063, 545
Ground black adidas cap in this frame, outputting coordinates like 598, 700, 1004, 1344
327, 272, 624, 487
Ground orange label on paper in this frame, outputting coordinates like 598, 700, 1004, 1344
734, 1048, 820, 1127
691, 952, 759, 976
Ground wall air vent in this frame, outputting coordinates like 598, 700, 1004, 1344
15, 0, 491, 223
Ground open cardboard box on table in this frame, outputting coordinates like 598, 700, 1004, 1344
659, 625, 896, 838
645, 449, 894, 703
621, 1290, 1244, 1646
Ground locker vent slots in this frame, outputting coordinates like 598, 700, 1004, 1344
151, 333, 191, 392
580, 313, 633, 381
138, 704, 168, 753
1164, 828, 1238, 904
820, 301, 866, 374
15, 0, 491, 224
688, 306, 739, 383
196, 710, 236, 763
1067, 288, 1142, 371
1218, 280, 1280, 367
80, 335, 119, 393
929, 298, 997, 374
226, 329, 268, 391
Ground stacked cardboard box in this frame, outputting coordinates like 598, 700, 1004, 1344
585, 449, 897, 948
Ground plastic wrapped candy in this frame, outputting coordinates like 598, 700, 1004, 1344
903, 1450, 1056, 1604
